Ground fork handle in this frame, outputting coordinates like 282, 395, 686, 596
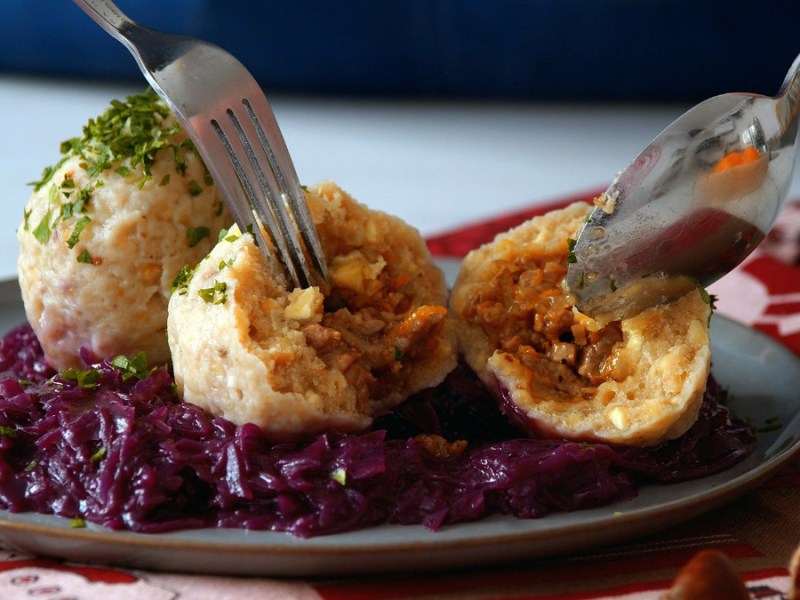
73, 0, 138, 45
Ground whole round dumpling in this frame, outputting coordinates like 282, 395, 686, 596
17, 91, 231, 369
167, 181, 457, 441
449, 202, 712, 447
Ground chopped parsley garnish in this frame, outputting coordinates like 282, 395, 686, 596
60, 188, 91, 220
67, 216, 91, 249
170, 265, 195, 294
696, 284, 717, 310
111, 352, 152, 380
29, 164, 62, 193
69, 518, 86, 529
66, 91, 182, 182
245, 223, 259, 246
60, 367, 101, 389
77, 249, 94, 264
567, 238, 578, 264
0, 426, 17, 438
186, 226, 210, 248
218, 258, 234, 270
221, 228, 242, 243
90, 447, 107, 462
187, 180, 203, 196
330, 467, 347, 486
26, 90, 215, 252
198, 280, 228, 305
33, 209, 53, 244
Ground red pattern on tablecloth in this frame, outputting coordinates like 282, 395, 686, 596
314, 542, 763, 600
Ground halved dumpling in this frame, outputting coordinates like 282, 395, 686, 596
168, 181, 457, 441
449, 202, 712, 447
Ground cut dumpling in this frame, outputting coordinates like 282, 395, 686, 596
449, 202, 712, 447
167, 181, 457, 441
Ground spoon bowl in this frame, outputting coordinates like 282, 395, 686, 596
567, 54, 800, 323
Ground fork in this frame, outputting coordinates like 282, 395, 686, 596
73, 0, 329, 290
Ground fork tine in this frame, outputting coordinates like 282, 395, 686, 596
211, 109, 304, 288
241, 96, 330, 284
237, 99, 318, 288
211, 99, 325, 290
73, 0, 328, 290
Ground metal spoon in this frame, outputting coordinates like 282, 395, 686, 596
566, 54, 800, 323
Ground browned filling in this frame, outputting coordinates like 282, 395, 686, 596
296, 250, 448, 406
463, 250, 622, 391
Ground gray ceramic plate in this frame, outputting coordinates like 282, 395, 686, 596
0, 276, 798, 577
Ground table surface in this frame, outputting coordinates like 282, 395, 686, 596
2, 75, 800, 600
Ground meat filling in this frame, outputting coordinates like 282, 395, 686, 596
461, 251, 623, 393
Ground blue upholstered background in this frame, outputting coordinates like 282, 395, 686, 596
1, 1, 798, 102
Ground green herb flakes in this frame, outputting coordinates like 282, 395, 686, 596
90, 447, 107, 462
188, 180, 203, 196
33, 209, 53, 244
697, 284, 717, 310
330, 467, 347, 486
111, 352, 152, 380
186, 226, 210, 248
170, 265, 195, 294
77, 249, 94, 264
198, 280, 228, 305
29, 163, 61, 192
27, 90, 210, 249
222, 228, 242, 243
245, 224, 259, 246
67, 216, 91, 249
60, 367, 101, 389
567, 238, 578, 264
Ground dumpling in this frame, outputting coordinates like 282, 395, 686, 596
17, 91, 231, 369
449, 202, 712, 447
167, 181, 457, 441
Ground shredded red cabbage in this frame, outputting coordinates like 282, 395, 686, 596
0, 323, 756, 537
